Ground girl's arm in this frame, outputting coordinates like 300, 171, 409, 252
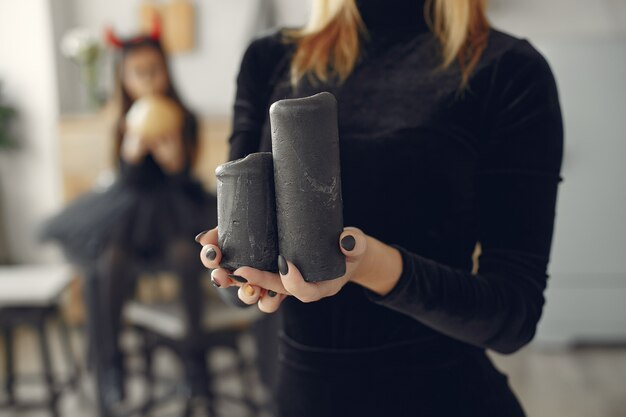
150, 132, 186, 174
120, 132, 150, 165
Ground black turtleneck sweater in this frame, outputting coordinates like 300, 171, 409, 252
228, 1, 563, 356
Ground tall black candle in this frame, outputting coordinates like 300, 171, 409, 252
215, 152, 278, 272
270, 92, 345, 282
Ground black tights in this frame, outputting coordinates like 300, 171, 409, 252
89, 239, 206, 375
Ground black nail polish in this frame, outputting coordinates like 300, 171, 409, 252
278, 255, 289, 276
195, 230, 209, 243
341, 235, 356, 251
228, 274, 248, 283
210, 277, 221, 288
267, 290, 277, 297
205, 247, 217, 261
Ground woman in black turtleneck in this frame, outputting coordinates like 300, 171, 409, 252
197, 0, 563, 415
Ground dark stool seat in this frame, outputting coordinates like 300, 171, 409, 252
0, 264, 79, 417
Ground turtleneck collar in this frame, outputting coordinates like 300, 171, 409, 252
356, 0, 430, 36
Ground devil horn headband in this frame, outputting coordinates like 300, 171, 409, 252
104, 26, 124, 48
104, 16, 161, 49
150, 16, 161, 40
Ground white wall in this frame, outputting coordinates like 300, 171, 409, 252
489, 0, 626, 344
533, 39, 626, 344
55, 0, 311, 116
0, 0, 62, 263
52, 0, 626, 115
488, 0, 626, 40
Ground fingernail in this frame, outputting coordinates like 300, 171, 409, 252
195, 230, 209, 243
267, 290, 277, 297
228, 274, 248, 283
210, 277, 221, 288
244, 284, 255, 297
278, 255, 289, 276
341, 235, 356, 251
205, 247, 217, 261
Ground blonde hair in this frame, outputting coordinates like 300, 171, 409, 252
288, 0, 490, 87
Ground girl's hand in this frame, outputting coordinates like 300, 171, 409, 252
120, 133, 150, 164
196, 227, 403, 313
150, 132, 185, 174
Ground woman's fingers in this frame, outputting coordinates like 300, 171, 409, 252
339, 227, 368, 276
196, 226, 288, 311
232, 266, 290, 295
236, 286, 288, 312
237, 283, 262, 305
275, 227, 368, 303
197, 226, 366, 306
200, 243, 221, 269
197, 228, 220, 269
339, 227, 367, 259
210, 268, 234, 288
195, 227, 218, 246
277, 257, 323, 303
257, 291, 288, 313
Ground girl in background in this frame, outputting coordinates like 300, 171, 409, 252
43, 22, 216, 405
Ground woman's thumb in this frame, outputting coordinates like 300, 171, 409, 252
339, 227, 367, 260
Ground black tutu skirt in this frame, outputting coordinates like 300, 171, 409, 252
42, 159, 217, 265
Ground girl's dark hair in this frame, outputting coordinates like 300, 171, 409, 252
112, 38, 199, 168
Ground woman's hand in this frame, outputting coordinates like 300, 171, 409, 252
150, 132, 185, 174
196, 227, 403, 312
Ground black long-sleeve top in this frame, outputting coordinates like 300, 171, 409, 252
227, 1, 563, 355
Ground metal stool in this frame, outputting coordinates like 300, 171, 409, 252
0, 265, 78, 417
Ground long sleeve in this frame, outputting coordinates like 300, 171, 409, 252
364, 40, 564, 354
228, 31, 290, 161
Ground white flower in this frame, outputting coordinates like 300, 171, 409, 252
61, 28, 102, 65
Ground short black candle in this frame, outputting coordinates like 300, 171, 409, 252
270, 92, 345, 282
215, 152, 279, 272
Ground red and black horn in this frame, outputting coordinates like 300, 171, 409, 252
104, 26, 124, 48
104, 16, 160, 49
149, 15, 161, 41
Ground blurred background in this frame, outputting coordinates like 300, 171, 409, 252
0, 0, 625, 416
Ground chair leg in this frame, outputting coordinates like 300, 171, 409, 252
2, 325, 15, 406
182, 402, 193, 417
140, 331, 156, 416
84, 271, 113, 417
179, 347, 209, 417
57, 313, 80, 389
205, 359, 218, 417
237, 354, 259, 416
36, 319, 59, 417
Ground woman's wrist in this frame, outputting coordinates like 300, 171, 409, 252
350, 235, 403, 296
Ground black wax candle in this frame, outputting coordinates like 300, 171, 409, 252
270, 92, 345, 282
215, 152, 278, 272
